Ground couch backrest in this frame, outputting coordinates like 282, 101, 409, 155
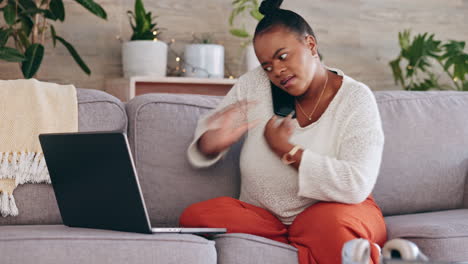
373, 91, 468, 216
0, 88, 127, 226
126, 94, 242, 227
128, 91, 468, 226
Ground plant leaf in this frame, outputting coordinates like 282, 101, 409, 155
229, 28, 249, 38
50, 24, 57, 47
18, 30, 31, 48
389, 57, 404, 88
250, 9, 263, 21
0, 28, 12, 47
4, 4, 16, 25
229, 6, 246, 26
17, 0, 36, 10
50, 0, 65, 21
20, 16, 34, 36
135, 0, 146, 31
74, 0, 107, 19
0, 46, 26, 62
19, 8, 46, 15
398, 30, 411, 51
55, 35, 91, 75
462, 80, 468, 91
407, 76, 439, 91
127, 11, 136, 31
440, 40, 468, 81
21, 43, 44, 78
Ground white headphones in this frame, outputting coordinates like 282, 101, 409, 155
342, 238, 370, 264
382, 238, 429, 261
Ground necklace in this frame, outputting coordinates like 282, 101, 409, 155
295, 72, 329, 121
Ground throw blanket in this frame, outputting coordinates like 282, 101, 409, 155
0, 79, 78, 217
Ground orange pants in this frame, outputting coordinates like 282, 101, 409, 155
179, 196, 387, 264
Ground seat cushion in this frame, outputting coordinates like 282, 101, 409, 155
385, 209, 468, 261
214, 233, 298, 264
0, 88, 127, 226
0, 225, 216, 264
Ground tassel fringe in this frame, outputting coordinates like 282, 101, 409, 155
0, 151, 49, 217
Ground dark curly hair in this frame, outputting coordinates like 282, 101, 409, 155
254, 0, 321, 57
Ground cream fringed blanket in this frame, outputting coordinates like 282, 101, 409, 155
0, 79, 78, 217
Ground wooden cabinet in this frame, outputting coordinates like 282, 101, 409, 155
104, 76, 237, 102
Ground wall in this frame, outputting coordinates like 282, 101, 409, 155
1, 0, 467, 91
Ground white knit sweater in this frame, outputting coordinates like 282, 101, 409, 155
187, 67, 385, 224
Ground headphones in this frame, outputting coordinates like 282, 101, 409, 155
381, 238, 429, 261
342, 238, 370, 264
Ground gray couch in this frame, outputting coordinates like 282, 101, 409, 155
0, 88, 467, 263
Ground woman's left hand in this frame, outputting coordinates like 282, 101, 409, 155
264, 114, 295, 156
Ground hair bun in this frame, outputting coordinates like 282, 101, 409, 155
259, 0, 283, 16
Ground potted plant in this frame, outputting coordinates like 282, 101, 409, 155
228, 0, 263, 71
122, 0, 167, 78
0, 0, 107, 78
389, 30, 468, 91
183, 33, 224, 78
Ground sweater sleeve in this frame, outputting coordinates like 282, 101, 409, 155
186, 80, 244, 168
297, 88, 385, 204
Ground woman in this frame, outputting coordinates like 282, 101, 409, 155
180, 0, 387, 263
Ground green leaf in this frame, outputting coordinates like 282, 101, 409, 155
17, 0, 36, 10
462, 80, 468, 91
55, 35, 91, 75
19, 8, 49, 16
43, 9, 58, 20
21, 43, 44, 78
229, 6, 246, 26
50, 0, 65, 21
20, 16, 34, 36
407, 76, 439, 91
127, 11, 136, 31
250, 9, 263, 21
440, 40, 468, 81
0, 28, 12, 47
17, 30, 31, 48
50, 24, 57, 47
134, 0, 146, 30
4, 4, 16, 25
389, 57, 404, 88
398, 30, 411, 51
74, 0, 107, 19
229, 28, 250, 38
0, 46, 25, 62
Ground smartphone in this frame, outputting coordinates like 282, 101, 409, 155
271, 81, 296, 117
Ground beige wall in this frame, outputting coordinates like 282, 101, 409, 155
1, 0, 467, 91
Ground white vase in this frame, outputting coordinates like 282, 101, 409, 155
183, 44, 224, 78
122, 40, 168, 78
245, 44, 260, 72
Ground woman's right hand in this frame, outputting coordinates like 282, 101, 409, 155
198, 100, 259, 157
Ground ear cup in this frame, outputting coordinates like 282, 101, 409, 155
341, 238, 370, 264
382, 239, 429, 261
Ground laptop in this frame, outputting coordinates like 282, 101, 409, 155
38, 131, 226, 235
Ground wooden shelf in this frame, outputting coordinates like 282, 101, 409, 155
104, 76, 237, 102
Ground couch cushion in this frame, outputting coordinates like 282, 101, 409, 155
126, 94, 242, 227
385, 209, 468, 261
0, 88, 127, 225
0, 225, 216, 264
214, 233, 298, 264
373, 91, 468, 215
